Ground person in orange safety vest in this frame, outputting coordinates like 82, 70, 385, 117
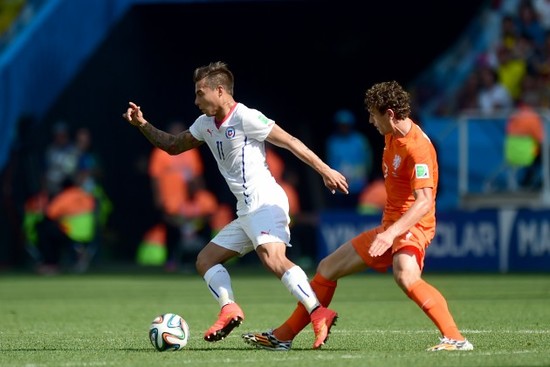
35, 177, 96, 274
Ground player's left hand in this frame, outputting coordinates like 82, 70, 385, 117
323, 168, 349, 194
368, 231, 394, 257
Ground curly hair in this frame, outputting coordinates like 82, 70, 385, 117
364, 81, 411, 120
193, 61, 234, 95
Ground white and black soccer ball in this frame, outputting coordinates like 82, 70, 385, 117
149, 313, 190, 351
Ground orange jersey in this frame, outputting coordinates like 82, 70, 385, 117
382, 123, 438, 241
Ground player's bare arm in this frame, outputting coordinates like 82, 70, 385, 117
122, 101, 203, 154
266, 123, 349, 194
368, 187, 434, 257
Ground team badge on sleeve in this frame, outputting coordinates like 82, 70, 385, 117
415, 164, 429, 178
257, 114, 269, 125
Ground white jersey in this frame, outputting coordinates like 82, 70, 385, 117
189, 103, 281, 216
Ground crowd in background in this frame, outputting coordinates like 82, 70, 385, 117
408, 0, 548, 194
428, 0, 550, 115
6, 0, 546, 273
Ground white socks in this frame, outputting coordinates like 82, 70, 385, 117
203, 264, 234, 308
281, 265, 320, 313
203, 264, 320, 313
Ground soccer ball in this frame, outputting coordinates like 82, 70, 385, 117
149, 313, 190, 351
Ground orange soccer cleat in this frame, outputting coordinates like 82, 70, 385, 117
310, 306, 338, 349
204, 302, 244, 342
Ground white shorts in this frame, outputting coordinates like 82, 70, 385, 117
211, 201, 292, 256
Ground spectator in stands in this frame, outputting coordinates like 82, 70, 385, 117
477, 66, 514, 114
516, 0, 546, 48
532, 0, 550, 30
455, 72, 481, 113
495, 44, 527, 102
500, 14, 521, 50
534, 29, 550, 65
325, 109, 373, 209
531, 31, 550, 106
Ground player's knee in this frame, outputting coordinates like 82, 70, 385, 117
317, 257, 328, 273
316, 257, 336, 280
195, 252, 214, 276
393, 269, 419, 291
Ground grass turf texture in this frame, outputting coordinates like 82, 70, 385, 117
0, 270, 549, 367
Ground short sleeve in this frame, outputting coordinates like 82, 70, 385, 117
240, 107, 275, 142
408, 138, 436, 191
189, 116, 205, 141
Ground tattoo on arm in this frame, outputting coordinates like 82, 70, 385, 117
140, 124, 201, 154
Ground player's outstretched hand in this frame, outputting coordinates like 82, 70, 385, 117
323, 168, 349, 195
122, 102, 147, 127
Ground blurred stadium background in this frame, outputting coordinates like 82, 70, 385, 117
1, 0, 549, 273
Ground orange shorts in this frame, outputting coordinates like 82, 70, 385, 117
351, 224, 429, 273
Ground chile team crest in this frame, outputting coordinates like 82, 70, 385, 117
225, 127, 236, 139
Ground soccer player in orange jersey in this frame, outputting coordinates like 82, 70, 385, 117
243, 81, 473, 352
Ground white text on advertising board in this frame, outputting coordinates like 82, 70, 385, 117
517, 219, 550, 256
428, 222, 497, 257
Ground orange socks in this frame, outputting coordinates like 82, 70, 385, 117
407, 279, 464, 340
274, 273, 337, 341
275, 276, 464, 341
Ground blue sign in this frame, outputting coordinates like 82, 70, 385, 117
317, 209, 550, 272
427, 210, 500, 271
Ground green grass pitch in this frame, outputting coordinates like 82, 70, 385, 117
1, 269, 549, 367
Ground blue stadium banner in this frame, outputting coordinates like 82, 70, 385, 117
317, 209, 550, 273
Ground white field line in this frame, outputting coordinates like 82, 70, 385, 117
329, 329, 550, 334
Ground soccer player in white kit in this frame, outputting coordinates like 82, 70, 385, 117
123, 61, 349, 349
